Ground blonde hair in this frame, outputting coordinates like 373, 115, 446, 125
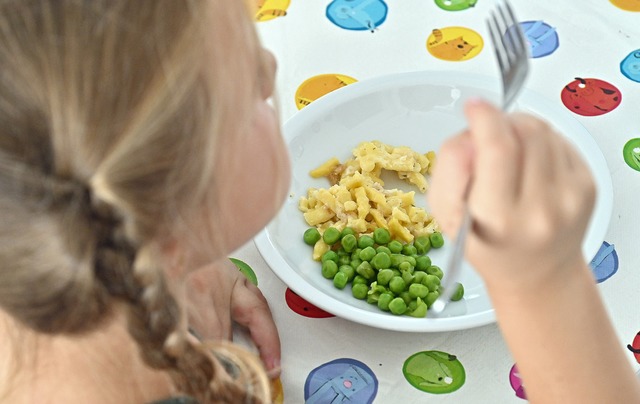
0, 0, 273, 402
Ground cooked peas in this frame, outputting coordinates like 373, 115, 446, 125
341, 227, 356, 238
371, 252, 391, 270
321, 260, 338, 279
352, 283, 368, 299
388, 240, 403, 254
304, 225, 464, 318
341, 234, 357, 252
377, 292, 394, 311
413, 236, 431, 255
339, 265, 355, 282
321, 250, 339, 263
356, 261, 375, 280
402, 244, 418, 256
373, 228, 391, 245
389, 276, 406, 295
359, 246, 376, 262
333, 271, 348, 289
357, 235, 375, 249
429, 232, 445, 248
450, 282, 464, 301
323, 227, 341, 245
426, 265, 443, 280
303, 228, 321, 246
415, 255, 431, 271
409, 283, 429, 299
376, 269, 394, 286
389, 297, 407, 315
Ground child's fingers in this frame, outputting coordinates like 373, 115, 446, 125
231, 279, 282, 378
428, 131, 474, 236
464, 99, 521, 212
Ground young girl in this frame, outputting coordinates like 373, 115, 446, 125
0, 1, 288, 403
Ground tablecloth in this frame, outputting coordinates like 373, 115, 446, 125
232, 1, 640, 402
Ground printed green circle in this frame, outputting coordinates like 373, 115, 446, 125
434, 0, 477, 11
229, 257, 258, 286
403, 350, 466, 394
623, 138, 640, 172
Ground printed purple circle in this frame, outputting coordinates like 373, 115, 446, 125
304, 358, 378, 403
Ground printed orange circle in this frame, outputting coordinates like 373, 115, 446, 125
610, 0, 640, 11
426, 26, 484, 61
294, 74, 358, 109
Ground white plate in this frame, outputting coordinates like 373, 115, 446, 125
255, 70, 613, 332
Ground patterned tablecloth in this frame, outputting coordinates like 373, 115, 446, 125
232, 1, 640, 402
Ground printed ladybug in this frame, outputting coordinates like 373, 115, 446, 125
628, 331, 640, 364
561, 77, 621, 116
285, 288, 335, 318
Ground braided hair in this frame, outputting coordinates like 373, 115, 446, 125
0, 0, 272, 402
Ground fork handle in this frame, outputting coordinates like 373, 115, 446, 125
430, 206, 472, 315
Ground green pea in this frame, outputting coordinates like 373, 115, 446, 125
321, 260, 338, 279
373, 227, 391, 245
321, 250, 339, 263
357, 235, 375, 249
390, 253, 405, 268
389, 297, 407, 315
376, 246, 391, 255
333, 271, 348, 289
388, 240, 403, 254
356, 261, 375, 280
341, 234, 357, 252
409, 283, 429, 299
408, 298, 428, 318
339, 265, 355, 282
402, 244, 417, 256
389, 276, 406, 295
399, 291, 412, 305
303, 228, 321, 246
404, 256, 417, 267
376, 269, 394, 286
371, 252, 391, 270
422, 274, 441, 292
413, 270, 427, 284
415, 255, 432, 271
350, 258, 362, 270
352, 283, 368, 299
351, 248, 362, 260
426, 265, 443, 280
425, 291, 439, 307
401, 270, 414, 285
398, 261, 413, 273
413, 236, 431, 255
359, 246, 376, 262
429, 232, 445, 248
352, 275, 368, 285
338, 255, 350, 266
450, 282, 465, 302
323, 227, 341, 245
341, 227, 356, 238
377, 292, 394, 311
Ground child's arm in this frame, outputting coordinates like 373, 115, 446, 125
429, 99, 640, 403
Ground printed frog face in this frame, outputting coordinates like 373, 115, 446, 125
622, 138, 640, 172
284, 288, 335, 318
621, 50, 640, 82
403, 350, 466, 393
561, 77, 622, 116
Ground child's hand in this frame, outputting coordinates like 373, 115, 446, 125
184, 259, 281, 378
428, 99, 596, 293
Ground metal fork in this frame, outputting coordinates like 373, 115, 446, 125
430, 0, 530, 316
